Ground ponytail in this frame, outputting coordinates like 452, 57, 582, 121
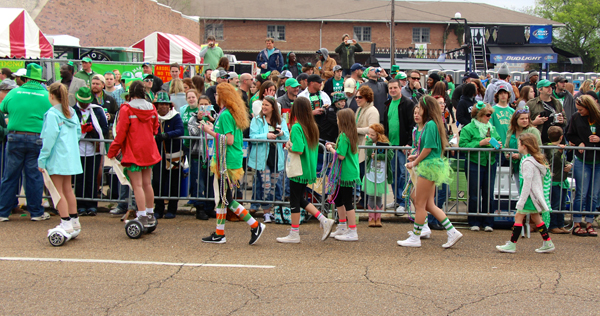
48, 82, 71, 119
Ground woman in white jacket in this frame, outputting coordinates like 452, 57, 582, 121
496, 133, 555, 253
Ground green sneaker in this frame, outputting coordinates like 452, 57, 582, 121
496, 241, 516, 253
535, 240, 555, 253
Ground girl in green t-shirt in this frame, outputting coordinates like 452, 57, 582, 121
276, 97, 335, 244
362, 123, 393, 228
200, 83, 265, 245
398, 96, 462, 249
496, 133, 555, 253
325, 108, 361, 242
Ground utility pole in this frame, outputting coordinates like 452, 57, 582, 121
390, 0, 395, 67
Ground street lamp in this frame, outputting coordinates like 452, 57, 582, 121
452, 12, 471, 72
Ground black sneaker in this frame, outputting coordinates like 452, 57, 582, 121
202, 232, 226, 244
196, 209, 209, 220
249, 223, 265, 245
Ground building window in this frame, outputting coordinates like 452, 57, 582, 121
205, 24, 223, 41
267, 25, 286, 41
412, 27, 430, 43
354, 26, 371, 42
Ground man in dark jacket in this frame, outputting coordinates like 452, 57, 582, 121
256, 38, 284, 74
323, 65, 345, 99
519, 70, 539, 97
553, 76, 576, 119
335, 34, 363, 77
382, 79, 414, 214
152, 92, 185, 219
206, 70, 229, 109
401, 69, 425, 105
74, 86, 109, 216
361, 67, 388, 123
527, 79, 566, 143
451, 72, 479, 115
282, 52, 302, 78
142, 62, 164, 94
91, 74, 117, 125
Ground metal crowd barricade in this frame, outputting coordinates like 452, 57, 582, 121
2, 137, 599, 222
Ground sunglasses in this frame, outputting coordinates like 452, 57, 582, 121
356, 96, 364, 99
485, 113, 492, 117
410, 77, 420, 80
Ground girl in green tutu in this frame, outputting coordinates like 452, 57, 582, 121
397, 96, 462, 248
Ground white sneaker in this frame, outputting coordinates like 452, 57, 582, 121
0, 217, 8, 222
335, 229, 358, 241
55, 220, 74, 234
321, 218, 334, 241
421, 223, 432, 239
42, 199, 50, 208
484, 226, 494, 232
31, 212, 51, 221
395, 205, 406, 216
71, 217, 81, 230
442, 229, 463, 248
470, 226, 480, 231
397, 233, 421, 247
386, 202, 397, 209
263, 213, 272, 223
276, 230, 300, 243
329, 225, 347, 238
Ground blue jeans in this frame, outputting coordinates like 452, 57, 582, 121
572, 158, 600, 224
465, 160, 497, 228
0, 133, 44, 218
251, 168, 283, 210
549, 185, 567, 229
392, 150, 407, 207
117, 182, 137, 211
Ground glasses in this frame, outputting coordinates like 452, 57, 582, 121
410, 77, 420, 80
485, 113, 492, 117
356, 96, 364, 99
143, 79, 153, 82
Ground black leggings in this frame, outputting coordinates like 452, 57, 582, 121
289, 180, 310, 213
334, 186, 354, 211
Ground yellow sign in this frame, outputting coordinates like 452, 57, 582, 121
0, 60, 25, 71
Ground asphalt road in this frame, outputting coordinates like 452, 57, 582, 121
1, 213, 599, 315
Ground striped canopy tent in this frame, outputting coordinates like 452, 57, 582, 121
131, 32, 202, 64
0, 8, 52, 59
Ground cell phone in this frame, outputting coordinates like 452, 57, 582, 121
275, 124, 282, 134
346, 40, 353, 44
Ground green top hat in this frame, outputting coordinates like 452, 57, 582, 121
153, 91, 172, 104
76, 86, 93, 103
22, 63, 46, 82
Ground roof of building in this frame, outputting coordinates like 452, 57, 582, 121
189, 0, 560, 26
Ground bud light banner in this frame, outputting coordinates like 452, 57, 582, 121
491, 53, 557, 64
530, 25, 553, 44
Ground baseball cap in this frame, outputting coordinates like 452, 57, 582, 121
284, 78, 301, 88
537, 79, 554, 89
13, 68, 26, 77
333, 65, 342, 72
303, 62, 314, 68
495, 83, 512, 94
344, 78, 357, 94
395, 72, 407, 80
554, 76, 568, 83
216, 69, 229, 79
296, 73, 308, 82
82, 57, 92, 63
465, 72, 479, 79
350, 63, 365, 72
307, 74, 323, 83
0, 79, 18, 90
142, 62, 151, 67
92, 74, 106, 85
228, 71, 239, 79
278, 70, 293, 79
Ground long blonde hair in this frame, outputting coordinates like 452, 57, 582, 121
48, 82, 71, 119
519, 133, 548, 168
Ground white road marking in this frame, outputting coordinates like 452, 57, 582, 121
0, 257, 275, 269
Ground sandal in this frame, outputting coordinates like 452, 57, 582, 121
572, 224, 588, 237
586, 225, 598, 237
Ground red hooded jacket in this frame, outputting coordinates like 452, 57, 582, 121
107, 100, 161, 167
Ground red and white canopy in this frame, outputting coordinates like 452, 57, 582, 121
131, 32, 202, 64
0, 8, 52, 59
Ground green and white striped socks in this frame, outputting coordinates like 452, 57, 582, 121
412, 222, 424, 236
441, 217, 457, 233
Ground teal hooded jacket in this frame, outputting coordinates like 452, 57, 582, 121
38, 105, 83, 175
